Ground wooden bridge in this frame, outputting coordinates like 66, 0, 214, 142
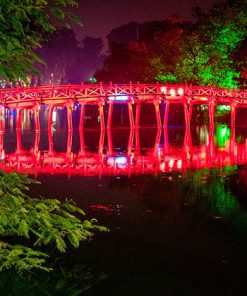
0, 83, 247, 131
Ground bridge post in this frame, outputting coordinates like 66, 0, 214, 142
79, 128, 85, 155
164, 101, 170, 127
208, 100, 215, 128
154, 100, 161, 128
34, 130, 40, 156
98, 101, 105, 131
107, 101, 113, 129
0, 107, 5, 132
135, 126, 140, 155
48, 105, 55, 130
16, 108, 22, 130
107, 128, 113, 155
127, 128, 134, 156
98, 127, 105, 154
79, 103, 85, 129
33, 104, 40, 132
128, 102, 135, 129
164, 101, 170, 152
135, 102, 141, 128
66, 102, 73, 131
48, 122, 54, 156
230, 101, 237, 155
16, 127, 22, 154
208, 100, 215, 166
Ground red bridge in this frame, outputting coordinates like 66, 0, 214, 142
0, 83, 246, 176
0, 83, 247, 130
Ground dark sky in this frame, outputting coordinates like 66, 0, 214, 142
73, 0, 220, 42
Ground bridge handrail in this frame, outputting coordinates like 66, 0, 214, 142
0, 83, 247, 105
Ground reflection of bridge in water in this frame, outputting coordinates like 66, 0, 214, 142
0, 83, 247, 176
0, 126, 246, 177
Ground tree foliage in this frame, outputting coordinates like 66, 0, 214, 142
0, 172, 108, 272
148, 0, 247, 88
0, 0, 82, 82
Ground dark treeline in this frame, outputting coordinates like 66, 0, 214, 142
95, 0, 247, 88
33, 29, 105, 85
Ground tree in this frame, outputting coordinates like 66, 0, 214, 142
0, 172, 107, 272
0, 0, 82, 82
147, 0, 247, 88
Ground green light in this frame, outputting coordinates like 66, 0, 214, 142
217, 105, 231, 111
215, 124, 231, 147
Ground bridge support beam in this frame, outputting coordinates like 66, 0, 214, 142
230, 102, 237, 155
16, 108, 23, 130
135, 102, 141, 128
48, 105, 55, 131
79, 103, 85, 129
164, 101, 170, 127
128, 102, 134, 129
107, 102, 113, 129
98, 101, 105, 131
154, 100, 161, 128
66, 102, 73, 131
33, 104, 40, 132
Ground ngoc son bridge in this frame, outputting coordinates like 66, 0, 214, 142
0, 83, 246, 176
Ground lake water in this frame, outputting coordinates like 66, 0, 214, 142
0, 106, 247, 295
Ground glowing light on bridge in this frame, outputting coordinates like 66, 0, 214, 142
108, 95, 129, 101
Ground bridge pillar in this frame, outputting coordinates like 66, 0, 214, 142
127, 129, 134, 156
164, 101, 170, 152
48, 123, 54, 156
34, 130, 40, 156
230, 101, 237, 155
107, 101, 113, 129
154, 100, 161, 128
208, 100, 215, 166
135, 102, 141, 128
135, 126, 140, 155
16, 108, 23, 130
33, 104, 40, 132
107, 128, 113, 155
128, 102, 134, 129
66, 102, 73, 131
208, 100, 215, 128
16, 128, 22, 154
48, 105, 55, 130
98, 128, 105, 154
79, 128, 85, 155
98, 101, 105, 131
79, 103, 85, 129
0, 107, 5, 132
164, 101, 170, 127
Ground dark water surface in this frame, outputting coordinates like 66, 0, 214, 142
0, 107, 247, 295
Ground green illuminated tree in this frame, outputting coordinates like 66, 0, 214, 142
175, 0, 247, 88
147, 0, 247, 88
0, 0, 82, 82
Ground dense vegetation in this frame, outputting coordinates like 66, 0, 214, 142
95, 0, 247, 88
0, 0, 81, 82
0, 172, 107, 272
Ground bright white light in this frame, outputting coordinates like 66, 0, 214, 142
169, 89, 176, 96
108, 95, 129, 101
168, 159, 174, 168
178, 88, 184, 95
52, 109, 56, 123
177, 160, 182, 169
160, 86, 167, 94
116, 156, 127, 165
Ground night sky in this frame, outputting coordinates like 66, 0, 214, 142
73, 0, 220, 42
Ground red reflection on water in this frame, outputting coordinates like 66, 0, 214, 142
0, 126, 246, 177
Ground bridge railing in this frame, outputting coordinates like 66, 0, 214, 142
0, 83, 247, 106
